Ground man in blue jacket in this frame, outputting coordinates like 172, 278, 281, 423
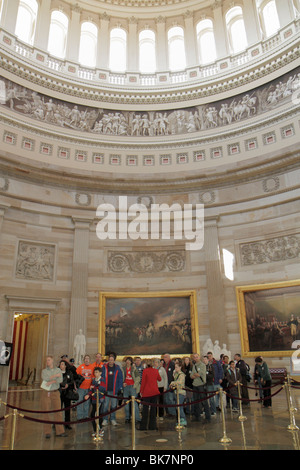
101, 352, 123, 426
206, 351, 224, 413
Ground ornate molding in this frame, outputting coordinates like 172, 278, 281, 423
239, 235, 300, 266
107, 250, 186, 273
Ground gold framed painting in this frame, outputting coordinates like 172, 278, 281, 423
98, 290, 200, 358
236, 279, 300, 358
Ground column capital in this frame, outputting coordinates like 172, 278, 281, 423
0, 202, 11, 215
204, 215, 220, 228
100, 12, 110, 22
155, 15, 166, 25
212, 0, 223, 11
72, 217, 93, 229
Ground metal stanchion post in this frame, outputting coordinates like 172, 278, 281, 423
218, 389, 232, 445
237, 381, 247, 422
284, 376, 299, 431
10, 408, 22, 451
93, 390, 103, 443
175, 384, 184, 431
131, 396, 136, 450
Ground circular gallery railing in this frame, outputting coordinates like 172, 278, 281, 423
0, 17, 299, 98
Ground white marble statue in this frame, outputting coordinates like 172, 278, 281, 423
202, 338, 214, 356
213, 340, 222, 359
74, 329, 86, 365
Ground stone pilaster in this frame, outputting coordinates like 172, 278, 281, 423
204, 217, 228, 346
69, 217, 92, 356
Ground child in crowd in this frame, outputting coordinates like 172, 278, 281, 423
84, 366, 106, 437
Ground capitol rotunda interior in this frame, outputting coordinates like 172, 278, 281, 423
0, 0, 300, 453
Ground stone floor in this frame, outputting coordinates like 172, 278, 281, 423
0, 383, 299, 452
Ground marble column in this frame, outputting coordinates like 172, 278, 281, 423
0, 0, 19, 34
66, 3, 82, 63
69, 217, 92, 358
275, 0, 294, 27
204, 217, 228, 346
33, 0, 52, 50
128, 17, 138, 72
97, 13, 110, 69
212, 0, 229, 58
184, 11, 197, 68
156, 16, 168, 71
242, 0, 262, 45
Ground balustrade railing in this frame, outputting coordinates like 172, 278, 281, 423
0, 18, 298, 91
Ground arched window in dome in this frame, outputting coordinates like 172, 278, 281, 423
78, 21, 98, 67
109, 27, 127, 72
47, 10, 69, 59
196, 19, 217, 64
15, 0, 38, 45
226, 6, 248, 54
258, 0, 280, 37
168, 26, 186, 71
139, 29, 156, 74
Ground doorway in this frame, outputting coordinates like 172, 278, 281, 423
9, 313, 49, 386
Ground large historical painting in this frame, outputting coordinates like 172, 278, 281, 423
99, 291, 199, 357
236, 280, 300, 357
0, 66, 299, 137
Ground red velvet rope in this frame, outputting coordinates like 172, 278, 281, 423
0, 381, 290, 425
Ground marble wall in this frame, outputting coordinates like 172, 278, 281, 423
0, 162, 300, 390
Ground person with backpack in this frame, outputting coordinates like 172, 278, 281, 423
206, 351, 224, 412
234, 353, 250, 406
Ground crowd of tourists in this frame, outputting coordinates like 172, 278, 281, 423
40, 351, 272, 438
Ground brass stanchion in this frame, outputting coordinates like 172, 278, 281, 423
131, 396, 136, 450
237, 381, 247, 422
284, 375, 299, 431
9, 408, 24, 450
175, 384, 184, 431
93, 390, 104, 443
218, 389, 232, 445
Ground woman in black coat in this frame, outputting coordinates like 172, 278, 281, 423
59, 360, 75, 429
182, 356, 194, 415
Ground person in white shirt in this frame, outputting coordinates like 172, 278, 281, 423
41, 355, 66, 438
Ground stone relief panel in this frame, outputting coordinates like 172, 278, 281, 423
107, 250, 186, 273
0, 66, 299, 138
15, 240, 56, 281
239, 235, 300, 266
